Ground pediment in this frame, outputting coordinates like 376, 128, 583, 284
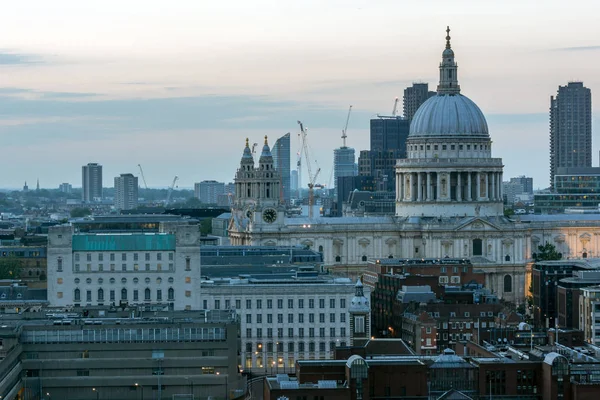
263, 240, 277, 246
332, 238, 344, 246
301, 239, 314, 247
454, 218, 501, 232
580, 233, 592, 241
554, 234, 566, 243
385, 238, 398, 246
358, 238, 371, 246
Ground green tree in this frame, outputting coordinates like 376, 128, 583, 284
534, 242, 561, 261
0, 256, 22, 279
200, 218, 213, 235
70, 207, 92, 218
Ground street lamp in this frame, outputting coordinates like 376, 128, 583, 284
92, 387, 99, 400
135, 383, 144, 400
46, 393, 51, 400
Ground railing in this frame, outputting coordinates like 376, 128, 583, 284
396, 157, 503, 166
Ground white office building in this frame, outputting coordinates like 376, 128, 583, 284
47, 223, 201, 311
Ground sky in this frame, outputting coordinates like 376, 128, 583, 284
2, 0, 600, 190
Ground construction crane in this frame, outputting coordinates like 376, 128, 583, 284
165, 176, 179, 205
137, 164, 148, 190
341, 105, 353, 148
391, 97, 399, 117
297, 120, 321, 219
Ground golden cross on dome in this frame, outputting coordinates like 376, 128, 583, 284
446, 26, 451, 49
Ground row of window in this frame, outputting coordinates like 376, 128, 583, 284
409, 143, 488, 152
245, 326, 347, 339
73, 287, 175, 303
209, 298, 346, 310
245, 313, 347, 324
246, 340, 347, 354
74, 252, 174, 262
71, 276, 177, 285
57, 257, 191, 272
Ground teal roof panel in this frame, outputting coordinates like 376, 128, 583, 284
72, 234, 176, 251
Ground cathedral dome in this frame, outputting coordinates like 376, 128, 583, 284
409, 26, 489, 138
409, 94, 489, 137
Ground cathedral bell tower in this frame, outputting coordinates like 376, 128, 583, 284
349, 278, 371, 346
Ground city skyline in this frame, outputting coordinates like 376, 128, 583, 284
2, 1, 600, 189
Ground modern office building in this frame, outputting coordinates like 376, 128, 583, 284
0, 309, 245, 400
510, 175, 533, 194
194, 180, 225, 204
535, 167, 600, 213
333, 147, 356, 195
549, 82, 592, 189
82, 163, 103, 203
579, 286, 600, 345
403, 82, 436, 122
114, 173, 138, 211
369, 116, 410, 154
272, 133, 291, 204
47, 223, 202, 310
199, 273, 365, 374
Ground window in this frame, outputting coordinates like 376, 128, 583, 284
288, 299, 294, 309
267, 299, 273, 309
145, 288, 151, 301
185, 277, 191, 283
110, 290, 115, 301
246, 328, 252, 338
267, 328, 273, 338
309, 314, 315, 323
299, 314, 304, 323
354, 316, 365, 333
330, 313, 336, 323
145, 253, 150, 261
504, 274, 512, 293
86, 290, 92, 302
74, 288, 81, 302
309, 299, 314, 309
309, 342, 315, 352
256, 328, 262, 338
156, 289, 162, 301
330, 327, 336, 337
319, 313, 325, 323
309, 328, 315, 337
340, 299, 346, 308
235, 299, 241, 309
319, 299, 325, 308
225, 299, 230, 309
319, 328, 325, 337
87, 253, 92, 262
257, 299, 262, 309
426, 327, 432, 334
121, 264, 127, 272
169, 253, 174, 261
288, 314, 294, 323
157, 253, 162, 261
267, 314, 273, 323
110, 253, 115, 261
98, 264, 103, 271
278, 314, 283, 323
277, 328, 283, 338
133, 290, 139, 301
121, 288, 128, 300
57, 257, 63, 271
298, 342, 305, 352
246, 314, 252, 324
330, 298, 335, 308
257, 314, 262, 324
473, 238, 483, 256
298, 299, 304, 309
214, 300, 220, 309
299, 328, 304, 338
288, 342, 294, 352
246, 299, 251, 309
98, 288, 104, 301
185, 257, 191, 271
340, 314, 346, 323
288, 327, 294, 337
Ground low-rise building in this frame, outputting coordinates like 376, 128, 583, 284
580, 286, 600, 345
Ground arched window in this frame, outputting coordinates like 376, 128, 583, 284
318, 245, 324, 253
505, 254, 511, 262
144, 288, 151, 301
74, 288, 81, 302
98, 288, 104, 301
388, 254, 394, 258
361, 255, 367, 262
503, 275, 512, 293
168, 288, 174, 301
335, 256, 341, 263
28, 270, 32, 276
472, 239, 483, 256
121, 288, 128, 300
583, 252, 588, 259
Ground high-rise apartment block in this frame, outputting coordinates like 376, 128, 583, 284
403, 83, 436, 122
194, 180, 225, 204
114, 173, 138, 210
549, 82, 592, 189
333, 146, 357, 194
290, 170, 298, 196
509, 176, 533, 194
82, 163, 103, 203
59, 183, 72, 194
272, 133, 291, 203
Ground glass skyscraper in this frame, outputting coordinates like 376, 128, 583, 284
272, 133, 291, 204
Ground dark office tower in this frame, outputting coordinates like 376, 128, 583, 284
272, 133, 291, 203
403, 83, 436, 122
549, 82, 592, 189
82, 163, 103, 203
334, 147, 357, 195
370, 116, 411, 153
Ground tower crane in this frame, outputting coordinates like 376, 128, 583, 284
391, 97, 399, 117
165, 176, 179, 205
137, 164, 148, 190
341, 105, 353, 148
297, 120, 321, 219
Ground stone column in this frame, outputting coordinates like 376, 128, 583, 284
409, 173, 415, 201
457, 172, 462, 201
436, 173, 441, 201
475, 172, 481, 201
426, 172, 432, 201
484, 172, 489, 200
490, 172, 495, 201
499, 173, 503, 199
397, 173, 402, 201
417, 173, 423, 201
467, 173, 472, 201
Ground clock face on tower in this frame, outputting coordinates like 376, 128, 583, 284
262, 208, 277, 223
